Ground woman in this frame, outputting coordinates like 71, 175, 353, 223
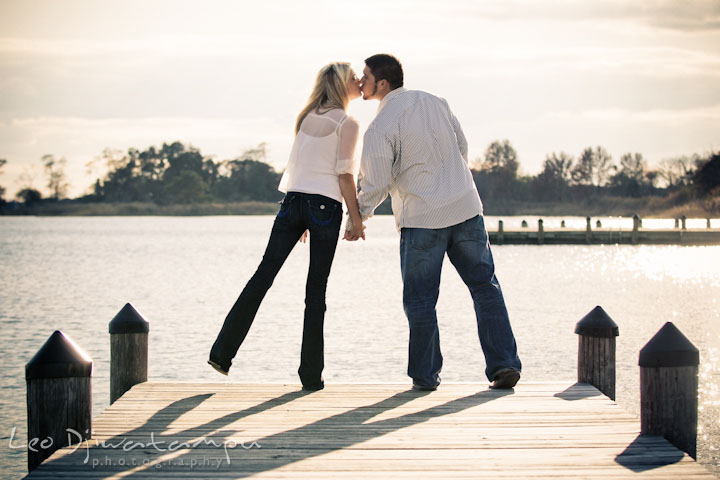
208, 62, 364, 391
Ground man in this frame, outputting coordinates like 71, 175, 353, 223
347, 54, 521, 391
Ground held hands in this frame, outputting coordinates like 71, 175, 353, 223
343, 217, 366, 241
299, 230, 308, 243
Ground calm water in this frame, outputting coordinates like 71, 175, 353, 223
0, 215, 718, 478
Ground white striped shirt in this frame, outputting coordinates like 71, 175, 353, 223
357, 87, 483, 231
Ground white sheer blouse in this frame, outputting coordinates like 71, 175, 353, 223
278, 108, 360, 203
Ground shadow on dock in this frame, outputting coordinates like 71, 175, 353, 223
33, 387, 513, 478
553, 382, 605, 401
615, 434, 685, 472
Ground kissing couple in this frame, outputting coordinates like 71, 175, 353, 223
208, 54, 522, 392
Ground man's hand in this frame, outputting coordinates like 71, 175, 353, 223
298, 230, 308, 243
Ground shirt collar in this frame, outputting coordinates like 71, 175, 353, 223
377, 87, 407, 114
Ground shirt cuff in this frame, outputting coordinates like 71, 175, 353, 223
335, 158, 357, 175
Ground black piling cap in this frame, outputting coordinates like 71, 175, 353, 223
109, 303, 149, 334
639, 322, 699, 367
25, 330, 93, 380
574, 306, 619, 338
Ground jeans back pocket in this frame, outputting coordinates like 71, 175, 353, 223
307, 199, 338, 226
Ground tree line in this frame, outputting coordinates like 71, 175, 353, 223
472, 140, 718, 203
1, 142, 283, 206
471, 141, 718, 217
83, 142, 282, 204
1, 140, 718, 213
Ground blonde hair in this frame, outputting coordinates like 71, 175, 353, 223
295, 62, 352, 135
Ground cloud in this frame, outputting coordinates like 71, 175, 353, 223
439, 0, 720, 31
453, 45, 720, 79
545, 104, 720, 123
617, 1, 720, 31
3, 115, 289, 158
0, 35, 298, 58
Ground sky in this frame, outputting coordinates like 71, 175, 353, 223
0, 0, 719, 198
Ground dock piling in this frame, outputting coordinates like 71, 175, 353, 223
575, 306, 619, 400
632, 214, 640, 245
497, 220, 504, 245
681, 215, 687, 230
25, 330, 92, 471
538, 219, 544, 245
585, 216, 592, 244
109, 303, 149, 404
639, 322, 699, 458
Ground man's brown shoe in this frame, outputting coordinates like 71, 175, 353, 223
490, 369, 520, 389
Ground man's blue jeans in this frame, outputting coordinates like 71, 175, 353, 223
400, 214, 521, 386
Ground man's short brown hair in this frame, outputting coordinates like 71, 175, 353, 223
365, 54, 404, 90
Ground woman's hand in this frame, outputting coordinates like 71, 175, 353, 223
344, 220, 365, 241
299, 230, 308, 243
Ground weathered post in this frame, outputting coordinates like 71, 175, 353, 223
632, 214, 640, 245
497, 220, 504, 245
639, 322, 699, 458
575, 306, 619, 400
674, 218, 680, 229
707, 218, 711, 229
537, 219, 544, 245
679, 215, 687, 243
25, 331, 92, 471
585, 216, 592, 244
110, 303, 149, 404
561, 220, 566, 228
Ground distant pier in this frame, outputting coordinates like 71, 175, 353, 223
492, 216, 720, 245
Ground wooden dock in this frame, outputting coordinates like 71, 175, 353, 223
490, 228, 720, 245
24, 382, 715, 479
